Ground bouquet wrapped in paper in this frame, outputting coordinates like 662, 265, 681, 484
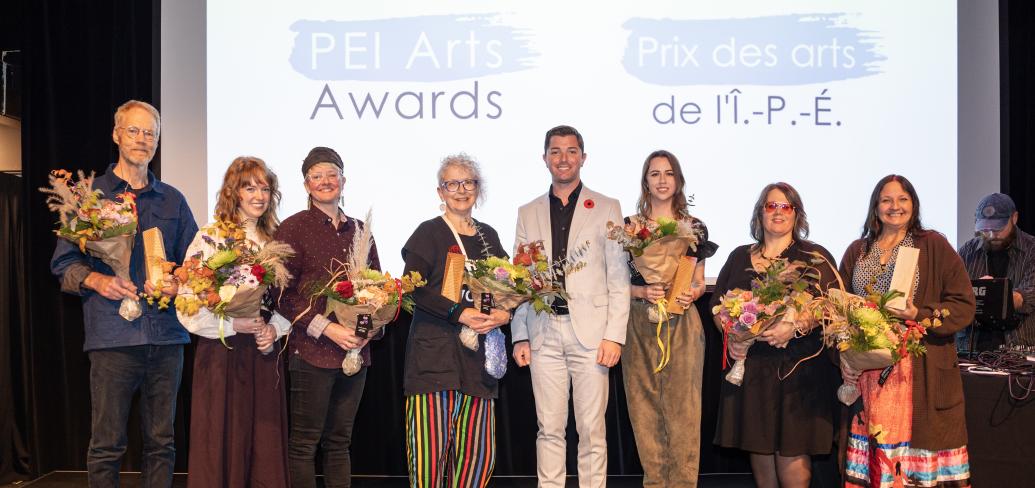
41, 169, 142, 320
811, 285, 945, 405
607, 216, 702, 372
173, 221, 295, 349
316, 266, 425, 374
311, 210, 426, 375
607, 216, 701, 314
711, 257, 819, 385
444, 240, 583, 351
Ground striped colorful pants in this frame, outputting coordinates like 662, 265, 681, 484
405, 390, 495, 488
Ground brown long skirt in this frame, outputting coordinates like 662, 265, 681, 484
187, 334, 290, 487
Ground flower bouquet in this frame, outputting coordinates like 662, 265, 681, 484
316, 266, 425, 374
452, 240, 583, 351
608, 216, 702, 372
40, 169, 142, 320
311, 211, 426, 375
607, 216, 701, 315
712, 257, 819, 385
173, 222, 294, 350
812, 286, 945, 405
802, 251, 947, 404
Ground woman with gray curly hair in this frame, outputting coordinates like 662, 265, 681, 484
400, 154, 511, 487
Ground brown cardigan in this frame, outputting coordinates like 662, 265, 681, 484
839, 231, 975, 450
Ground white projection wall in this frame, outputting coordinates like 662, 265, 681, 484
165, 0, 982, 276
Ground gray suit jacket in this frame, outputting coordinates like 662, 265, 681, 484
510, 186, 631, 349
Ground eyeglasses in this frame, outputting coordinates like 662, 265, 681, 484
118, 126, 157, 142
978, 228, 1006, 238
305, 172, 342, 183
440, 179, 479, 192
764, 201, 795, 214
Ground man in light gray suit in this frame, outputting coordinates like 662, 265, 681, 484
511, 125, 631, 488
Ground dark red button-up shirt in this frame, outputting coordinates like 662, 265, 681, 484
274, 207, 380, 369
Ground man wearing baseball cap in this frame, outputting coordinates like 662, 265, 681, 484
957, 193, 1035, 348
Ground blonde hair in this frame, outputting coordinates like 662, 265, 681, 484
214, 156, 282, 240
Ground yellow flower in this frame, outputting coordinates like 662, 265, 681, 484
511, 266, 530, 281
190, 277, 214, 295
360, 268, 385, 281
174, 295, 203, 316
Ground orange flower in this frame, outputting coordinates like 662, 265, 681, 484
173, 266, 190, 283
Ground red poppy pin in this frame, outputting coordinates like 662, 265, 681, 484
584, 199, 595, 209
448, 245, 462, 254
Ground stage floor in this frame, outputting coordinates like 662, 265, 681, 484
7, 471, 756, 487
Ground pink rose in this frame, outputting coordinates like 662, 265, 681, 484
740, 312, 758, 326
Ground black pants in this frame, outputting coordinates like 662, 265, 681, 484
288, 355, 367, 488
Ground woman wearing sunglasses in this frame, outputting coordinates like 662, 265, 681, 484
709, 182, 840, 488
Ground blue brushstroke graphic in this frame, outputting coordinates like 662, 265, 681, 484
622, 14, 885, 86
289, 14, 538, 81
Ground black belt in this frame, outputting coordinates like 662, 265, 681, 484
552, 298, 569, 315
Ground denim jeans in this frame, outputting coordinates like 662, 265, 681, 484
288, 355, 367, 488
87, 344, 184, 488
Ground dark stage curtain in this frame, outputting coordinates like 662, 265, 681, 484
1, 173, 31, 484
18, 0, 173, 477
8, 0, 1034, 482
1003, 0, 1035, 230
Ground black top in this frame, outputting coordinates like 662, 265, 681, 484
989, 249, 1009, 279
547, 182, 582, 314
709, 239, 841, 455
401, 216, 508, 399
626, 216, 719, 286
710, 240, 839, 311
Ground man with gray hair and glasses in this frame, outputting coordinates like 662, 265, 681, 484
51, 99, 198, 486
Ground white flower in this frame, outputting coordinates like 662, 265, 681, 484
218, 284, 237, 303
355, 288, 385, 309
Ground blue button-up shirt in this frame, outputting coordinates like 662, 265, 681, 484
50, 164, 199, 351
